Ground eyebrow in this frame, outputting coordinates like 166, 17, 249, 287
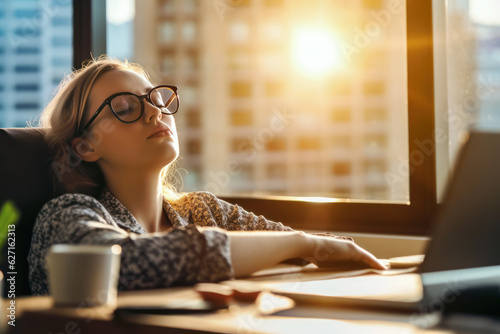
137, 86, 155, 95
110, 86, 154, 97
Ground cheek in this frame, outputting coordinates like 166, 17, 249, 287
96, 124, 142, 157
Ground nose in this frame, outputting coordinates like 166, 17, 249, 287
144, 100, 162, 123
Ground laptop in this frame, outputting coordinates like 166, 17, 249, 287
267, 127, 500, 312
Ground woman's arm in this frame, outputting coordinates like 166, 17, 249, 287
28, 195, 233, 295
224, 230, 387, 277
189, 192, 294, 231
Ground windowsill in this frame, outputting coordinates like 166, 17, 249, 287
305, 229, 429, 259
220, 194, 410, 205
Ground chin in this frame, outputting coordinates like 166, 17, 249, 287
159, 152, 179, 168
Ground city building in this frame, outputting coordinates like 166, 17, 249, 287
0, 0, 73, 128
134, 0, 409, 201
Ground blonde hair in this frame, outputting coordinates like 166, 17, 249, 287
39, 55, 180, 199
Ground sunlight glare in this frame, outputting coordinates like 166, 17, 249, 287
107, 0, 135, 25
292, 27, 343, 76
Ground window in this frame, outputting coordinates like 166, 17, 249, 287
186, 110, 201, 128
14, 27, 42, 38
100, 0, 500, 235
363, 81, 385, 95
231, 138, 253, 153
232, 0, 251, 8
14, 65, 39, 73
186, 139, 201, 155
0, 0, 73, 127
433, 0, 500, 200
228, 20, 250, 43
332, 162, 351, 176
106, 0, 134, 60
14, 84, 39, 92
15, 102, 40, 110
183, 0, 197, 14
182, 21, 197, 43
230, 81, 252, 98
15, 47, 40, 55
297, 136, 321, 150
266, 137, 286, 151
14, 9, 37, 19
161, 0, 176, 15
159, 22, 175, 43
230, 109, 253, 126
331, 108, 351, 123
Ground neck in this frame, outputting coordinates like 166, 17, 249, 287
103, 168, 167, 233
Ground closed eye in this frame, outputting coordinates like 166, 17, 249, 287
115, 108, 134, 117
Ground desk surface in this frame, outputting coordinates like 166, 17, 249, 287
3, 265, 496, 334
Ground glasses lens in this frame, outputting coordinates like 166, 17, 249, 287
110, 94, 142, 122
151, 87, 179, 114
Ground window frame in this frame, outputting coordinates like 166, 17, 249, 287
75, 0, 437, 236
73, 0, 106, 68
221, 0, 437, 235
221, 0, 438, 236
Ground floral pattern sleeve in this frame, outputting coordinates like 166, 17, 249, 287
28, 193, 233, 296
169, 191, 295, 231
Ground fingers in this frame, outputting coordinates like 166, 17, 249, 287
354, 244, 388, 270
305, 236, 388, 270
315, 238, 387, 270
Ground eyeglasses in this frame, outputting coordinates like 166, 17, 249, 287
78, 85, 180, 136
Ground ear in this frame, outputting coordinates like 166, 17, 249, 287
71, 137, 100, 162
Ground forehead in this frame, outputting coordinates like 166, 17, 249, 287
89, 69, 152, 104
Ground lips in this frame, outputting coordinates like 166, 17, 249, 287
147, 125, 174, 139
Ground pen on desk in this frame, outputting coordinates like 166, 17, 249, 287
195, 282, 263, 308
113, 282, 265, 318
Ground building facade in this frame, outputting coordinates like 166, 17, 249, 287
134, 0, 409, 201
0, 0, 72, 128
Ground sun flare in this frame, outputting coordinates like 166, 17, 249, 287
292, 27, 343, 76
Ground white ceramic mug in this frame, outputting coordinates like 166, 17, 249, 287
46, 244, 122, 307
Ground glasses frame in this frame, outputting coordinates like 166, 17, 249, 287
77, 84, 179, 136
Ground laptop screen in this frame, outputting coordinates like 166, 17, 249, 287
419, 129, 500, 273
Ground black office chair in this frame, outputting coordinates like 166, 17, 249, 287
0, 128, 61, 297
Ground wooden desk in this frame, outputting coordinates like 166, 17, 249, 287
3, 267, 493, 334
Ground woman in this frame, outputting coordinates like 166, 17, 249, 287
28, 56, 386, 295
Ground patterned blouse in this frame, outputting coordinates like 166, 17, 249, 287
28, 188, 293, 295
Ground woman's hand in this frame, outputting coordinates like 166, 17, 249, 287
225, 229, 386, 278
300, 233, 387, 270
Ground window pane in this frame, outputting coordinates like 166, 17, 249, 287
0, 0, 73, 128
434, 0, 500, 201
106, 0, 134, 60
108, 0, 409, 202
445, 0, 500, 163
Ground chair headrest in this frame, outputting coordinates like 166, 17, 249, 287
0, 127, 60, 297
0, 128, 58, 209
